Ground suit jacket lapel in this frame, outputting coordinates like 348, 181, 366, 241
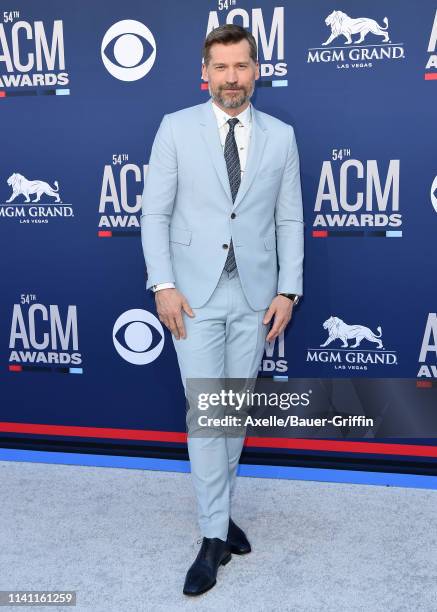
199, 100, 233, 202
233, 103, 267, 210
199, 98, 268, 209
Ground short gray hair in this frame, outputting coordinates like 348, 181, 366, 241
203, 24, 257, 66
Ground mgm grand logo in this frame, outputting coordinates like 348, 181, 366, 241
0, 173, 73, 223
307, 10, 405, 69
306, 316, 398, 371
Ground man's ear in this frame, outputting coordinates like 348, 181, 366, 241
201, 63, 208, 82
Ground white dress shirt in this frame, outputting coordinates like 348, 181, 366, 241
211, 97, 252, 180
152, 98, 252, 293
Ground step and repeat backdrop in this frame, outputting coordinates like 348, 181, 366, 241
1, 1, 437, 468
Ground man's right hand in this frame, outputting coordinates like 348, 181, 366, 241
155, 288, 194, 339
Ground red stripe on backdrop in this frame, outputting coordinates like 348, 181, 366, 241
417, 380, 433, 388
0, 421, 436, 457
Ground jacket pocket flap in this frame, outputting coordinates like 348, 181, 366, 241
169, 227, 192, 245
264, 233, 276, 250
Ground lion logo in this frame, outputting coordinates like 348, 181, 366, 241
321, 316, 384, 349
6, 173, 62, 203
322, 10, 390, 46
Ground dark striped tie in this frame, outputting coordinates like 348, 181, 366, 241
223, 117, 240, 273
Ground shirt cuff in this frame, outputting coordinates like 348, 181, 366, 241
152, 282, 175, 292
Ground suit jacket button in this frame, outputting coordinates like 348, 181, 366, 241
231, 212, 236, 219
222, 243, 228, 249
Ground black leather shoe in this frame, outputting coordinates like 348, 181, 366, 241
183, 537, 232, 596
227, 517, 251, 555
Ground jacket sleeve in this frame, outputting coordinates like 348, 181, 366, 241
140, 114, 177, 290
275, 125, 305, 296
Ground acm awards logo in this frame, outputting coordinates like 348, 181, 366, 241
113, 309, 164, 365
101, 20, 156, 82
98, 155, 147, 235
0, 172, 74, 223
306, 316, 398, 371
8, 295, 82, 372
312, 149, 401, 237
0, 12, 69, 94
307, 10, 405, 70
425, 9, 437, 80
205, 3, 287, 83
417, 314, 437, 379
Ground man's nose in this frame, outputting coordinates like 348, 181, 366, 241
225, 68, 238, 82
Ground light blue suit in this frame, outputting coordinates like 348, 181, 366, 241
140, 98, 304, 540
141, 98, 304, 310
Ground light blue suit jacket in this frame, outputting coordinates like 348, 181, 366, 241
140, 99, 304, 311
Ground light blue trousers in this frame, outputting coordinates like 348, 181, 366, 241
172, 266, 269, 540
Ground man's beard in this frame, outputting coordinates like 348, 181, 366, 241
209, 82, 255, 109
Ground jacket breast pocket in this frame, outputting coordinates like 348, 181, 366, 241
169, 227, 192, 245
262, 166, 283, 180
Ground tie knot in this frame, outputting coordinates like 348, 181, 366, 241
227, 118, 239, 132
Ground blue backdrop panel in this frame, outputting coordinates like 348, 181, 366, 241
1, 1, 436, 468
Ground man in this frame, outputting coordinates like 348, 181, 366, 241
140, 24, 304, 596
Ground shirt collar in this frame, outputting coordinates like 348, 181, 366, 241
210, 98, 252, 129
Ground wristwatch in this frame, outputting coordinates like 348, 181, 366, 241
278, 293, 300, 306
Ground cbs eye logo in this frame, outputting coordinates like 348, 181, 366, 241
113, 309, 164, 365
431, 175, 437, 214
101, 20, 156, 81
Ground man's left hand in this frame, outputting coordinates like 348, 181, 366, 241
263, 295, 294, 342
